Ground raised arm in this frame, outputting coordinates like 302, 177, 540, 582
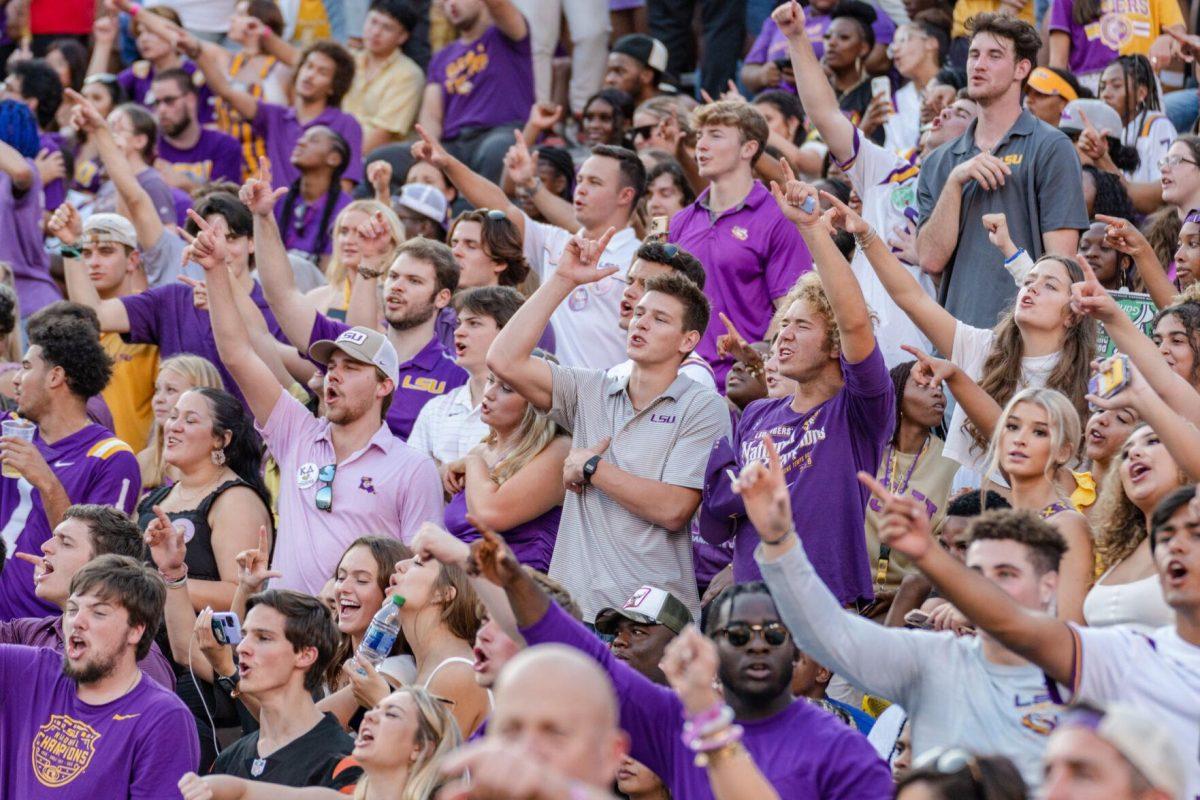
486, 228, 618, 411
0, 137, 32, 191
1072, 258, 1200, 424
186, 210, 283, 425
773, 175, 874, 361
859, 471, 1076, 685
503, 131, 577, 232
47, 203, 131, 332
411, 124, 525, 236
483, 0, 528, 41
85, 14, 118, 77
825, 190, 957, 355
1096, 214, 1177, 310
773, 0, 855, 163
189, 34, 260, 120
239, 159, 318, 351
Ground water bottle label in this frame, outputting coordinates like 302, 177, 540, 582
362, 627, 396, 653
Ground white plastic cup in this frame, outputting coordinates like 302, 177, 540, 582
1, 418, 36, 478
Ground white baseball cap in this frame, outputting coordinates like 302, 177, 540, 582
81, 213, 139, 249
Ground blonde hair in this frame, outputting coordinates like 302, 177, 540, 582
327, 200, 405, 287
486, 405, 562, 486
770, 272, 840, 354
354, 687, 462, 800
141, 355, 224, 489
983, 387, 1082, 484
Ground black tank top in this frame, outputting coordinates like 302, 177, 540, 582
137, 479, 254, 582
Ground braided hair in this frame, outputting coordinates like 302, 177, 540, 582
0, 100, 39, 159
1112, 55, 1160, 147
280, 128, 350, 259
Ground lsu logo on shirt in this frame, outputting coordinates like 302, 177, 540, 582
32, 714, 101, 787
1003, 154, 1023, 166
402, 376, 447, 395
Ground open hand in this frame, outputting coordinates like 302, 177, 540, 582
732, 433, 794, 543
949, 152, 1010, 191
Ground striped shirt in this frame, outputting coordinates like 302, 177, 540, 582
407, 383, 488, 466
547, 364, 732, 622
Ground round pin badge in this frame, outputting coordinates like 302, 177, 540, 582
296, 462, 319, 489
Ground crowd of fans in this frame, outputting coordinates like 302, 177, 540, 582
0, 0, 1197, 796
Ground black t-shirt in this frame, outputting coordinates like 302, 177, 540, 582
210, 712, 362, 789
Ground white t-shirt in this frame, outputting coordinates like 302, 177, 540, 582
838, 130, 934, 368
605, 353, 718, 392
521, 215, 641, 371
883, 82, 922, 156
1124, 113, 1177, 184
1062, 623, 1200, 800
148, 0, 236, 33
406, 384, 488, 466
945, 321, 1059, 477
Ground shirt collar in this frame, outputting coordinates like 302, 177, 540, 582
403, 336, 451, 371
695, 181, 769, 215
605, 369, 693, 402
315, 416, 397, 457
952, 110, 1037, 156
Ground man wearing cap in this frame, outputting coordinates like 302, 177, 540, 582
392, 183, 449, 242
595, 584, 691, 685
51, 211, 158, 452
417, 0, 533, 183
1042, 703, 1186, 800
605, 34, 672, 106
199, 191, 442, 593
1024, 66, 1081, 128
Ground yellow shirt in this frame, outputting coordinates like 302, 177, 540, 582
99, 332, 157, 453
953, 0, 1035, 37
342, 49, 425, 139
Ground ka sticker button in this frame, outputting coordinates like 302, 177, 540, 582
297, 462, 319, 489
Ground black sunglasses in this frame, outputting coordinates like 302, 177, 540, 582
631, 124, 655, 141
716, 621, 790, 647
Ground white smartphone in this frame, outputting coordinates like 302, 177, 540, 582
871, 76, 891, 99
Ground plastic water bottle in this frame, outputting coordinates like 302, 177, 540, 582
357, 595, 405, 668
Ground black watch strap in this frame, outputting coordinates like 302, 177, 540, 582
582, 454, 602, 485
215, 672, 240, 695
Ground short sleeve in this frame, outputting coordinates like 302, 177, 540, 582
766, 216, 812, 300
1064, 623, 1140, 704
394, 452, 444, 542
1032, 132, 1088, 233
916, 150, 946, 227
406, 400, 438, 460
746, 19, 778, 63
547, 362, 589, 432
842, 344, 894, 420
119, 284, 173, 344
82, 445, 141, 513
256, 390, 323, 467
949, 320, 994, 376
1047, 0, 1072, 32
308, 312, 352, 351
662, 392, 733, 489
520, 214, 561, 279
129, 703, 200, 797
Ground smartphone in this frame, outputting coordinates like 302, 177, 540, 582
649, 216, 669, 239
211, 611, 242, 646
1089, 353, 1131, 400
904, 609, 935, 630
871, 76, 891, 99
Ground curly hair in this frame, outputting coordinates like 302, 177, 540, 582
298, 41, 356, 107
966, 509, 1067, 576
26, 307, 113, 399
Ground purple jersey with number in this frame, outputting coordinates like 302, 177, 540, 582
120, 279, 287, 412
0, 422, 140, 620
701, 346, 892, 604
428, 25, 535, 140
308, 314, 467, 440
156, 128, 244, 185
252, 102, 364, 188
0, 645, 198, 796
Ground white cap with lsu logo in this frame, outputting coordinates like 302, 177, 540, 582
308, 326, 400, 387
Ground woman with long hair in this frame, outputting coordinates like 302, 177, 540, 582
387, 555, 489, 738
824, 192, 1095, 486
137, 354, 224, 491
578, 88, 635, 149
306, 200, 405, 320
1159, 135, 1200, 218
442, 372, 570, 572
177, 687, 461, 800
137, 386, 273, 611
863, 360, 957, 609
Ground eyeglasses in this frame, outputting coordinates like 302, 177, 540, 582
913, 748, 984, 789
631, 124, 655, 141
715, 621, 790, 647
314, 464, 336, 511
147, 93, 184, 108
1158, 155, 1198, 170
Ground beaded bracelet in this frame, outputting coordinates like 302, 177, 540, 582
854, 227, 878, 251
684, 700, 726, 728
682, 705, 734, 741
688, 724, 745, 767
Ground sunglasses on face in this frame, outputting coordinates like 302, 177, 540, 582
314, 464, 336, 511
716, 621, 790, 647
631, 124, 656, 141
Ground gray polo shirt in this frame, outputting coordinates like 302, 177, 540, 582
917, 110, 1087, 330
546, 363, 731, 623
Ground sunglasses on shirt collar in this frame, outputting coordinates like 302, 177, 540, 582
314, 464, 336, 511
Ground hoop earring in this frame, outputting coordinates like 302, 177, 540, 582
211, 449, 226, 466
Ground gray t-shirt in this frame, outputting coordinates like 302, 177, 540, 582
917, 110, 1088, 330
758, 542, 1062, 790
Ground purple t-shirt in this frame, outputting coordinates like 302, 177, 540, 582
803, 11, 896, 61
522, 602, 893, 800
309, 314, 468, 440
668, 182, 812, 388
252, 102, 364, 188
156, 128, 243, 185
0, 161, 61, 318
118, 59, 214, 124
39, 131, 66, 213
120, 280, 287, 412
428, 25, 535, 140
701, 345, 892, 604
0, 644, 198, 796
745, 18, 796, 92
0, 615, 175, 691
275, 189, 353, 258
444, 489, 559, 572
0, 422, 141, 621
